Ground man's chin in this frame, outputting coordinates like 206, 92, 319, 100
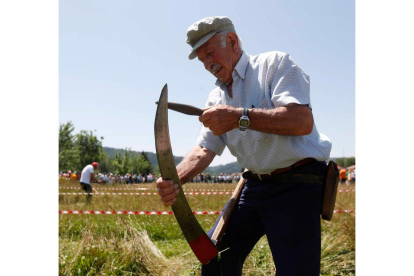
217, 75, 231, 84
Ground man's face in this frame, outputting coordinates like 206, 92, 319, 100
196, 33, 236, 84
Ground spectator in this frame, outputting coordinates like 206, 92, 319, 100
80, 162, 98, 203
71, 172, 77, 182
339, 168, 347, 183
102, 173, 108, 184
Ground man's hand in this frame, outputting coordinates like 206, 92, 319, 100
199, 105, 241, 135
156, 146, 216, 207
156, 177, 180, 207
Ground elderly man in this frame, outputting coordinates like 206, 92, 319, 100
156, 16, 332, 276
80, 162, 98, 203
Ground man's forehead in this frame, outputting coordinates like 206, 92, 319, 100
196, 35, 221, 57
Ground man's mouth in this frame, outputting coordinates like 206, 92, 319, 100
211, 64, 223, 76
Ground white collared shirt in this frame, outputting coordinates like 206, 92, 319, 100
196, 51, 332, 174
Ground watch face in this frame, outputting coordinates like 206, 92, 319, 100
240, 119, 249, 127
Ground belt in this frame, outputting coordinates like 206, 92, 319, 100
242, 158, 316, 181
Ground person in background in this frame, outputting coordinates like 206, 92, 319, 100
67, 171, 72, 180
148, 173, 154, 182
108, 173, 113, 185
71, 171, 77, 182
80, 162, 98, 203
339, 168, 347, 183
102, 173, 108, 184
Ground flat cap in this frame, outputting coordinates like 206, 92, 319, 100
186, 16, 236, 60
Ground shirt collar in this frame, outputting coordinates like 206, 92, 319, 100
215, 51, 249, 86
233, 51, 249, 80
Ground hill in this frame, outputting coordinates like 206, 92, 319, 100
204, 162, 243, 174
103, 147, 183, 167
103, 147, 242, 174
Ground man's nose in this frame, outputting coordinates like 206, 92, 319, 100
203, 59, 213, 72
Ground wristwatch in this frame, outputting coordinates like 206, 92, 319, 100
238, 108, 250, 131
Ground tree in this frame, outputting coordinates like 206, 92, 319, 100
130, 153, 140, 175
136, 154, 152, 175
111, 151, 123, 175
99, 156, 114, 174
335, 157, 355, 167
140, 151, 153, 174
121, 148, 131, 175
75, 130, 105, 169
59, 121, 79, 171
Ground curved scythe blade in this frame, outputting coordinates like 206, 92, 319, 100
154, 84, 218, 264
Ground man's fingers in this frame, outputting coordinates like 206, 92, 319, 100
199, 108, 214, 122
156, 177, 180, 207
161, 188, 180, 205
202, 120, 212, 128
158, 184, 179, 197
156, 178, 174, 188
163, 197, 177, 207
199, 114, 210, 123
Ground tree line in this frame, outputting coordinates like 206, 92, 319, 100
59, 121, 154, 175
334, 157, 355, 168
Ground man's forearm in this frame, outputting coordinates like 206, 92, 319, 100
176, 146, 216, 184
248, 104, 314, 135
200, 103, 314, 136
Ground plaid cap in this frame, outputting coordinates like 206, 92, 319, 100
186, 16, 236, 60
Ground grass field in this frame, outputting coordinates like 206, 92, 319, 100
59, 179, 355, 275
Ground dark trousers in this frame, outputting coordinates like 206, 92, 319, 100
202, 160, 326, 276
80, 182, 93, 203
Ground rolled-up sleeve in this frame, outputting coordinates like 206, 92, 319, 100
195, 88, 226, 156
270, 54, 311, 109
196, 125, 226, 156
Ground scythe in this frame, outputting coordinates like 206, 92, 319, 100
154, 84, 218, 264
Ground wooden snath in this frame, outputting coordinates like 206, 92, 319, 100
154, 84, 218, 264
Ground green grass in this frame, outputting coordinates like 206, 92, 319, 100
59, 180, 355, 275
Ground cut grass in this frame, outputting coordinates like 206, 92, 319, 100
59, 182, 355, 275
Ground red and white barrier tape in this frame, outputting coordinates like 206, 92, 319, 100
59, 210, 221, 215
59, 187, 235, 192
59, 187, 149, 191
59, 192, 232, 195
59, 210, 354, 215
59, 189, 354, 194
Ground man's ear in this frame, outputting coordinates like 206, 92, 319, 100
228, 32, 239, 52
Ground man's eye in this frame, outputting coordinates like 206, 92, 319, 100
208, 51, 214, 56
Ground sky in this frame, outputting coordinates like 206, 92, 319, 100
59, 0, 355, 166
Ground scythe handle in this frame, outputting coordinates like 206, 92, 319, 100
211, 174, 246, 245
